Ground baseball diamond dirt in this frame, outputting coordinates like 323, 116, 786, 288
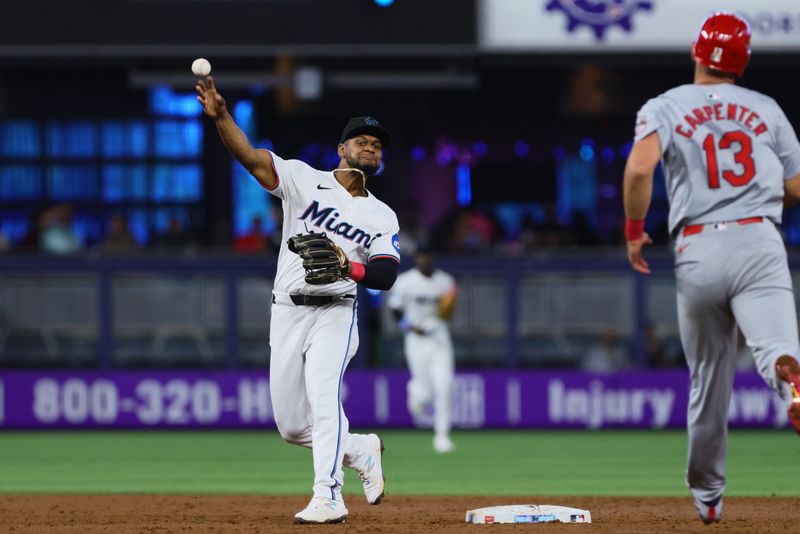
0, 495, 797, 533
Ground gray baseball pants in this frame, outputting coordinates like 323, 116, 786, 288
674, 219, 798, 503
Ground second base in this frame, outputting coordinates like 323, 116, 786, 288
465, 504, 592, 524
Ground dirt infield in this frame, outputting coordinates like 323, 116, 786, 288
0, 495, 797, 533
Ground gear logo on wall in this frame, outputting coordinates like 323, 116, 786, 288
546, 0, 654, 41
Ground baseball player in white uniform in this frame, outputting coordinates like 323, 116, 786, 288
197, 77, 401, 524
388, 249, 458, 453
623, 12, 800, 525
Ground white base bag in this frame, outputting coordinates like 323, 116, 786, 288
465, 504, 592, 524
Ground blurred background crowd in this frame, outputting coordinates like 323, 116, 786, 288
1, 0, 798, 373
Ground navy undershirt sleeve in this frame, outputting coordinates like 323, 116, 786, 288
359, 258, 399, 291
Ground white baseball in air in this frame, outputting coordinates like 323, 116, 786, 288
191, 58, 212, 76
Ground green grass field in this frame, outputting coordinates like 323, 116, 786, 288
0, 430, 798, 497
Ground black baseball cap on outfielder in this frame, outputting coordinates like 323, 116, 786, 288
339, 116, 391, 147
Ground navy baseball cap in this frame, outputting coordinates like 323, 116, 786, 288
339, 116, 391, 147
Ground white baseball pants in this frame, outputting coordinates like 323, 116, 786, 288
269, 294, 369, 501
404, 326, 454, 438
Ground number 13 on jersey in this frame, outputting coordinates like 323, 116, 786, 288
702, 129, 756, 189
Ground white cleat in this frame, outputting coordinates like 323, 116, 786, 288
407, 399, 427, 419
433, 435, 455, 454
351, 433, 385, 505
294, 496, 348, 524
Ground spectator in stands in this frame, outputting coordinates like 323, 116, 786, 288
101, 213, 139, 254
265, 204, 284, 254
429, 208, 454, 254
507, 214, 537, 255
397, 213, 421, 258
15, 212, 42, 253
533, 203, 570, 249
572, 212, 598, 246
234, 215, 268, 253
209, 218, 232, 251
39, 204, 82, 255
583, 329, 629, 372
155, 215, 194, 253
446, 207, 496, 254
0, 230, 9, 253
645, 322, 673, 368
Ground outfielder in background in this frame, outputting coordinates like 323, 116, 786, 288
197, 76, 401, 524
623, 12, 800, 525
388, 248, 458, 453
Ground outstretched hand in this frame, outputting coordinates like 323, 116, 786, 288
627, 233, 653, 274
195, 76, 227, 120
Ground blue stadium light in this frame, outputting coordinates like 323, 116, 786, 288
366, 288, 384, 309
436, 146, 455, 166
307, 143, 322, 159
599, 184, 618, 199
601, 146, 615, 163
322, 147, 340, 169
514, 141, 529, 158
0, 213, 29, 242
374, 0, 395, 6
410, 145, 426, 161
472, 141, 488, 157
297, 143, 322, 165
127, 210, 149, 245
232, 99, 269, 238
619, 142, 633, 159
456, 162, 472, 206
233, 100, 254, 125
579, 144, 595, 162
149, 86, 202, 117
0, 121, 40, 157
250, 84, 267, 96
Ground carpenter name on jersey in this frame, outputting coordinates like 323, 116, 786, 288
673, 101, 769, 139
265, 150, 400, 296
634, 84, 800, 234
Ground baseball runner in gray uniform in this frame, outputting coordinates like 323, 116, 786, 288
623, 12, 800, 524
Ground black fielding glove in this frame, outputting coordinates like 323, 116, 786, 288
287, 231, 351, 285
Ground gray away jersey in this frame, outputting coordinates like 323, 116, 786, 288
634, 83, 800, 234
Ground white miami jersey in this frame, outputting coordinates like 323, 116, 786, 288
635, 83, 800, 234
388, 268, 456, 333
266, 151, 400, 296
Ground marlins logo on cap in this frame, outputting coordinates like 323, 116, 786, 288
340, 116, 392, 146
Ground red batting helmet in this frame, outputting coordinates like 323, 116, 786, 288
691, 12, 751, 78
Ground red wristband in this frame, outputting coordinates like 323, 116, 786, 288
350, 262, 365, 282
625, 218, 645, 241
